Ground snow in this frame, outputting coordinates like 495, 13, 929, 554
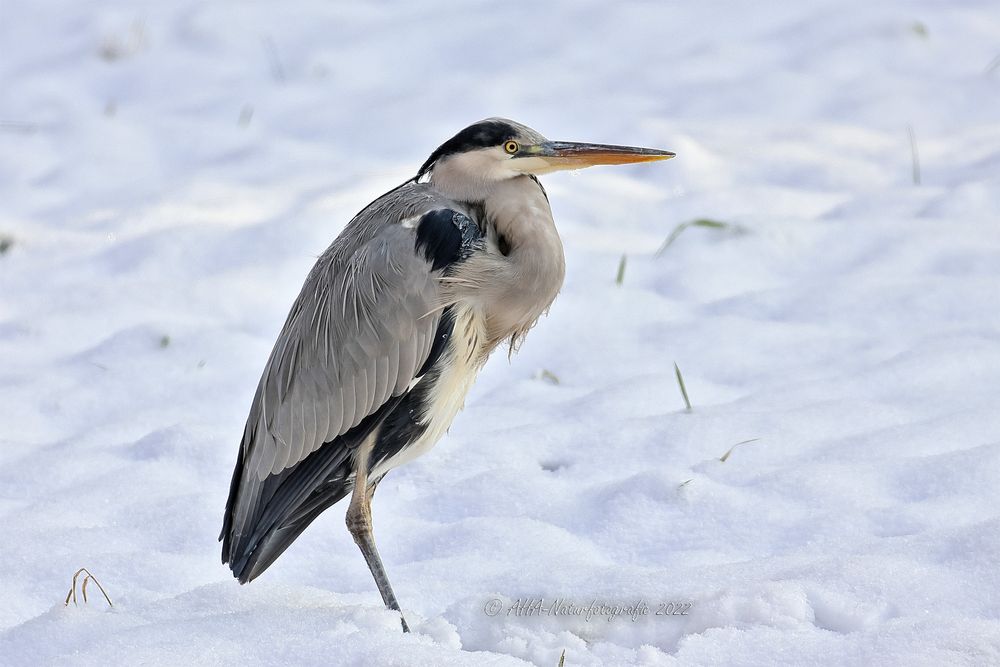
2, 0, 1000, 665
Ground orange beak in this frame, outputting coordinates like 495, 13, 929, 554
528, 140, 675, 169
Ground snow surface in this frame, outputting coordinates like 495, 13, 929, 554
2, 1, 1000, 665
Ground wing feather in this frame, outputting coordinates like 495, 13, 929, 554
395, 329, 417, 394
325, 369, 344, 442
385, 334, 400, 399
373, 354, 389, 411
312, 371, 331, 454
340, 373, 357, 436
301, 389, 317, 470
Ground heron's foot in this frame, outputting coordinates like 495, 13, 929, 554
64, 568, 114, 607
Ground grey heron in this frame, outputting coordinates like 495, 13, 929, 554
220, 118, 674, 632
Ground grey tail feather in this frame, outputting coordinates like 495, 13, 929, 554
221, 393, 409, 582
223, 456, 356, 582
232, 487, 352, 583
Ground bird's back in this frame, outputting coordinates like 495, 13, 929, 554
220, 181, 483, 582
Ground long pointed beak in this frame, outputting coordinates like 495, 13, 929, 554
529, 140, 675, 170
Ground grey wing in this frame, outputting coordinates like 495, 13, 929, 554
249, 228, 437, 481
222, 220, 441, 573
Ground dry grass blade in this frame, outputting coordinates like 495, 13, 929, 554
98, 20, 146, 62
615, 254, 627, 286
984, 53, 1000, 75
64, 568, 85, 606
239, 104, 254, 127
65, 568, 114, 608
0, 120, 38, 134
719, 438, 760, 463
262, 36, 286, 83
674, 362, 692, 411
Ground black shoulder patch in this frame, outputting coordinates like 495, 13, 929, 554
414, 208, 481, 271
417, 120, 518, 177
418, 306, 455, 377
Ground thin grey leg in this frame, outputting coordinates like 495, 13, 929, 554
346, 441, 410, 633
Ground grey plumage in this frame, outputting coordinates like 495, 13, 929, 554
222, 183, 476, 580
220, 118, 674, 630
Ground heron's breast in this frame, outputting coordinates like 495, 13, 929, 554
368, 304, 487, 479
422, 305, 487, 437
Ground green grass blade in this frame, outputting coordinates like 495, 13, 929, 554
907, 125, 921, 185
656, 218, 742, 256
674, 362, 692, 411
719, 438, 760, 463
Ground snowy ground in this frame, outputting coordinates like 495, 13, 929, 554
2, 1, 1000, 665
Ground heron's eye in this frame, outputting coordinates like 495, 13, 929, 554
503, 140, 519, 155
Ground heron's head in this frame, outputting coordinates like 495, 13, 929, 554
418, 118, 673, 196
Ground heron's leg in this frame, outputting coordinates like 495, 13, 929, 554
346, 440, 410, 633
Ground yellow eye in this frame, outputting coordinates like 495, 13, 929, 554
503, 140, 519, 154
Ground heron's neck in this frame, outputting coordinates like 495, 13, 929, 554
479, 176, 566, 348
484, 176, 559, 256
428, 154, 506, 203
